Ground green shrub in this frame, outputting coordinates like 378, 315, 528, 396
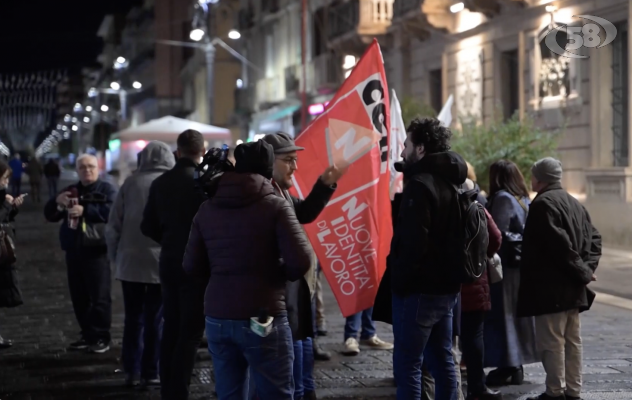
399, 96, 437, 126
450, 111, 562, 192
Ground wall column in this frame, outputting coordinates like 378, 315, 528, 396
518, 30, 525, 121
628, 0, 632, 166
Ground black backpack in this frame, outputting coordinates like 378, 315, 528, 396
450, 184, 489, 284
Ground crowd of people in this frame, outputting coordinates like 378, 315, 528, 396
0, 117, 603, 400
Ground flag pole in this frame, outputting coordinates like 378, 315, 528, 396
300, 0, 308, 131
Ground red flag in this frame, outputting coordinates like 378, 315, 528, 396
289, 40, 392, 317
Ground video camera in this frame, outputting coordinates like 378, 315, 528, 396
194, 144, 235, 197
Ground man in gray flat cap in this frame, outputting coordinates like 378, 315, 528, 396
517, 157, 602, 400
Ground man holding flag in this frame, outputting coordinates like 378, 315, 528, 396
261, 131, 344, 400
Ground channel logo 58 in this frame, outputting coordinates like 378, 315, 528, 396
545, 15, 617, 59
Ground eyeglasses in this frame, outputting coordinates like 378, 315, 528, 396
276, 157, 298, 167
78, 165, 97, 171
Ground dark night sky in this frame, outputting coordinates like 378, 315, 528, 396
0, 0, 141, 74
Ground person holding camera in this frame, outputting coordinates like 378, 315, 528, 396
183, 140, 312, 399
140, 130, 207, 400
44, 154, 117, 354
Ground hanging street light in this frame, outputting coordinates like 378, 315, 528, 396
110, 82, 121, 90
132, 81, 142, 89
228, 29, 241, 40
190, 28, 205, 42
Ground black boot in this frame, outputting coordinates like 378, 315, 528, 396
466, 387, 503, 400
486, 366, 523, 386
313, 340, 331, 361
304, 391, 317, 400
527, 394, 566, 400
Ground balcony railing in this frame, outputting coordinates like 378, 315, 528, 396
235, 86, 254, 114
393, 0, 421, 18
285, 65, 301, 95
284, 64, 316, 96
328, 0, 394, 40
310, 53, 342, 92
256, 76, 284, 105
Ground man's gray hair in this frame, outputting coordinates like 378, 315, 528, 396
76, 153, 98, 168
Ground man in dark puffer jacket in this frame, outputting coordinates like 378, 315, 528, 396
183, 140, 313, 400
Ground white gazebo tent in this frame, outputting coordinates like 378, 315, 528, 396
113, 115, 232, 143
107, 116, 233, 181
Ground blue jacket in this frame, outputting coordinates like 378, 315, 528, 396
8, 159, 23, 179
44, 180, 117, 254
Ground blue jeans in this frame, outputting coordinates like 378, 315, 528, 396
344, 307, 376, 340
121, 281, 163, 379
392, 293, 459, 400
293, 338, 315, 398
47, 177, 58, 198
206, 316, 294, 400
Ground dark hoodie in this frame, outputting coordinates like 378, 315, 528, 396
182, 164, 312, 319
387, 151, 468, 296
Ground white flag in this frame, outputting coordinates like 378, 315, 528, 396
437, 94, 454, 128
389, 90, 407, 200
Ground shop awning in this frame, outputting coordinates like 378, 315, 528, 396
259, 104, 301, 123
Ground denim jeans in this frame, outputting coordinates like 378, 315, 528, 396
344, 307, 376, 340
47, 178, 58, 199
293, 338, 315, 398
120, 281, 163, 379
206, 315, 294, 400
392, 293, 459, 400
461, 311, 486, 395
10, 177, 20, 198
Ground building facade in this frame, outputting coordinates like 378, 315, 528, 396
240, 0, 632, 248
240, 0, 376, 140
384, 0, 632, 247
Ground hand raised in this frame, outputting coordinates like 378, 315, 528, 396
320, 164, 347, 186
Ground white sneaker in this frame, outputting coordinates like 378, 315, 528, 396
344, 337, 360, 356
361, 335, 394, 350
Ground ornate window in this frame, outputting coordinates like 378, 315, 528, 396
538, 23, 571, 99
532, 19, 582, 108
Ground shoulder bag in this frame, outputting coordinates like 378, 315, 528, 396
0, 226, 16, 267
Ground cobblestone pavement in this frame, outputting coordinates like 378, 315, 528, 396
1, 196, 632, 399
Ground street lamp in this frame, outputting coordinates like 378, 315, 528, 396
228, 29, 241, 40
101, 105, 109, 112
110, 82, 121, 90
190, 28, 205, 42
114, 57, 129, 70
85, 106, 93, 112
132, 81, 142, 89
83, 117, 90, 123
72, 125, 78, 132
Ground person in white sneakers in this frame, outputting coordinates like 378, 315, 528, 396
343, 307, 393, 355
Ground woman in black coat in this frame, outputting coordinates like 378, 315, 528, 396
0, 159, 25, 348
